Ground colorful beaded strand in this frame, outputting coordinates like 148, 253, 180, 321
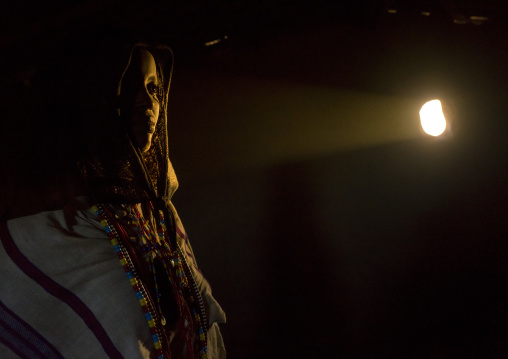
176, 244, 208, 358
132, 203, 209, 358
97, 202, 209, 358
128, 204, 174, 323
92, 204, 167, 359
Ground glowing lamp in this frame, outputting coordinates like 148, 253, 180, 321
420, 100, 446, 136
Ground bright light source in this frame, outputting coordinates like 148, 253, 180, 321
205, 39, 221, 47
420, 100, 446, 136
205, 35, 229, 47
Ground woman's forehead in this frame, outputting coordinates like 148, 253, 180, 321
126, 47, 158, 80
137, 48, 157, 78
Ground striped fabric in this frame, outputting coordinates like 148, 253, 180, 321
0, 299, 64, 359
0, 197, 226, 359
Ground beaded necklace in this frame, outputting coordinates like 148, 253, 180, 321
93, 204, 167, 358
127, 203, 188, 323
92, 203, 207, 359
129, 203, 208, 357
93, 203, 208, 358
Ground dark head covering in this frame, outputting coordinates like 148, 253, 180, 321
6, 27, 177, 218
79, 42, 178, 205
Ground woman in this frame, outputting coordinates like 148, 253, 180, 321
0, 39, 226, 358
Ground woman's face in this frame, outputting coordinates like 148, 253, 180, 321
123, 48, 160, 152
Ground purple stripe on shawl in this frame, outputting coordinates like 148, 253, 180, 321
0, 300, 64, 359
175, 226, 187, 241
0, 221, 124, 359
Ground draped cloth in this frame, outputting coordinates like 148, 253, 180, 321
0, 197, 226, 359
1, 31, 226, 357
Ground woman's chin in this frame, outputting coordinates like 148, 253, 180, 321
140, 142, 152, 153
134, 134, 153, 153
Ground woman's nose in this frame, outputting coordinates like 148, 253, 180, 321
135, 86, 154, 109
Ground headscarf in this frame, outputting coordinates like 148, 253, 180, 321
79, 42, 178, 206
18, 27, 179, 214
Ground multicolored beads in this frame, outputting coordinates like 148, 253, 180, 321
93, 202, 208, 359
93, 204, 165, 359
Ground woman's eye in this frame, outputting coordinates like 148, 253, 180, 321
147, 83, 160, 98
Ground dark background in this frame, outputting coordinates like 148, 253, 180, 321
2, 1, 508, 357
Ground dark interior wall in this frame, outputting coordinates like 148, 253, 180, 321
173, 133, 508, 358
165, 12, 508, 358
